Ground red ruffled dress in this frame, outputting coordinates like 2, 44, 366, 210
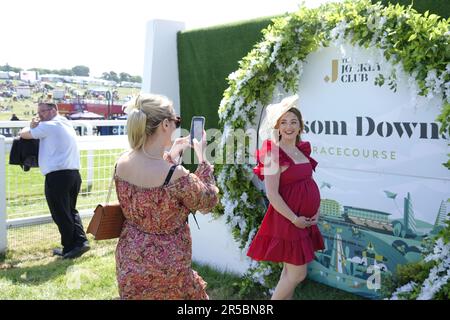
247, 139, 325, 266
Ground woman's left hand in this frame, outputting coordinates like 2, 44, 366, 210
169, 136, 190, 159
309, 209, 320, 226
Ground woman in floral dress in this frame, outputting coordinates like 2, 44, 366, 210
114, 94, 219, 299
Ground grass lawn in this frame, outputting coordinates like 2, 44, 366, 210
1, 224, 365, 300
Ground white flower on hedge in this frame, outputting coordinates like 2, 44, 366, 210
424, 238, 449, 263
216, 166, 228, 189
365, 11, 383, 34
330, 20, 347, 41
379, 31, 389, 48
269, 40, 282, 64
286, 60, 302, 74
229, 168, 237, 180
223, 197, 239, 222
218, 97, 227, 116
257, 43, 270, 55
417, 261, 450, 300
251, 264, 273, 287
240, 192, 249, 204
238, 218, 247, 236
395, 238, 450, 300
219, 124, 233, 149
330, 21, 350, 47
425, 69, 444, 99
244, 228, 257, 252
218, 100, 232, 121
408, 76, 420, 107
252, 271, 266, 286
390, 281, 417, 300
264, 266, 272, 276
445, 83, 450, 104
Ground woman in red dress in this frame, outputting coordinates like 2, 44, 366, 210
247, 95, 324, 300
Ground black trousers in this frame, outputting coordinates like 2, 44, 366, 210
45, 170, 88, 253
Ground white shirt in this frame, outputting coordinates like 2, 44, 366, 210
30, 115, 80, 175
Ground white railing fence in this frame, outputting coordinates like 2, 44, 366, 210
0, 135, 6, 253
0, 120, 128, 253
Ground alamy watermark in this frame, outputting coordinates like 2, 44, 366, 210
172, 127, 280, 172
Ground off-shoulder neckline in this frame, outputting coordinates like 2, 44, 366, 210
114, 173, 190, 191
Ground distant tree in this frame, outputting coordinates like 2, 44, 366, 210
72, 65, 90, 77
30, 68, 51, 75
101, 72, 110, 80
101, 71, 119, 83
109, 71, 119, 83
60, 69, 74, 76
99, 70, 141, 83
0, 64, 21, 73
119, 72, 131, 82
33, 68, 65, 75
130, 75, 142, 83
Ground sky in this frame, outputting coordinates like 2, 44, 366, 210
0, 0, 340, 77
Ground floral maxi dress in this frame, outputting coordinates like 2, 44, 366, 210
114, 162, 218, 299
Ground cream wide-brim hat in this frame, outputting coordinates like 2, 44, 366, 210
258, 94, 300, 144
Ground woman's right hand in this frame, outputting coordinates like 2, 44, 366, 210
192, 130, 207, 163
292, 216, 311, 229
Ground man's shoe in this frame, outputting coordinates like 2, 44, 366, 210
63, 244, 90, 259
52, 248, 64, 257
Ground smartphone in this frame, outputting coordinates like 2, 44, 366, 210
190, 116, 205, 145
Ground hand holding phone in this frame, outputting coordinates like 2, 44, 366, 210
190, 116, 206, 162
190, 116, 205, 145
30, 117, 40, 129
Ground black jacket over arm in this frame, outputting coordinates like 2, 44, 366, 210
9, 137, 39, 171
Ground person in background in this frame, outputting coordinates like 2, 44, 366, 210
247, 95, 324, 300
114, 93, 219, 299
20, 102, 89, 259
10, 113, 20, 136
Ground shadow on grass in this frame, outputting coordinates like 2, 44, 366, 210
0, 255, 75, 286
192, 262, 266, 300
294, 278, 367, 300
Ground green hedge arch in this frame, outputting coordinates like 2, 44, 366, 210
215, 0, 449, 296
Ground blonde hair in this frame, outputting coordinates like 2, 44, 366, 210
126, 94, 175, 150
